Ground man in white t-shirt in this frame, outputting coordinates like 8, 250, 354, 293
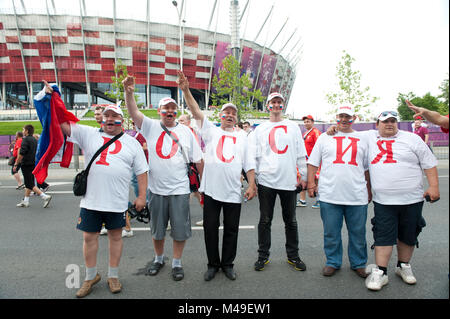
178, 71, 257, 281
363, 110, 439, 291
307, 105, 371, 279
58, 99, 149, 298
123, 75, 203, 282
248, 92, 308, 272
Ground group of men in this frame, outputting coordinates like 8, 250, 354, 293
32, 70, 444, 297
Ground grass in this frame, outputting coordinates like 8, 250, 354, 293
0, 120, 102, 135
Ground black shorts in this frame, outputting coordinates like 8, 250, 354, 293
371, 201, 426, 247
20, 164, 35, 190
76, 208, 126, 233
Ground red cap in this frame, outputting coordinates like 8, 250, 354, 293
302, 115, 314, 121
415, 116, 423, 120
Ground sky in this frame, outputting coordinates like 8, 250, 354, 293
3, 0, 449, 121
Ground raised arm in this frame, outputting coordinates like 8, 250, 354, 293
406, 100, 449, 129
177, 70, 204, 126
122, 76, 144, 129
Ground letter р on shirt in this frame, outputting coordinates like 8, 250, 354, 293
248, 119, 307, 191
138, 117, 203, 196
307, 131, 369, 205
199, 118, 254, 204
365, 130, 437, 205
69, 123, 148, 212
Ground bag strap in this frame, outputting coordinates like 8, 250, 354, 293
160, 122, 190, 165
85, 132, 124, 173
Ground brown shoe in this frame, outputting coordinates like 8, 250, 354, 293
76, 273, 101, 298
107, 277, 122, 294
322, 266, 338, 276
353, 267, 368, 278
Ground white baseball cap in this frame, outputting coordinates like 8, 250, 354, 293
103, 102, 123, 117
267, 92, 285, 102
337, 105, 355, 116
158, 97, 178, 108
220, 103, 237, 112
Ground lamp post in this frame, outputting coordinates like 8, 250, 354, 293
172, 0, 185, 114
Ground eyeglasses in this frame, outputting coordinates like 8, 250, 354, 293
379, 111, 398, 117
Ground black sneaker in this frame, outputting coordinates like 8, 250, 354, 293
287, 257, 307, 271
146, 259, 165, 276
254, 257, 269, 271
172, 267, 184, 281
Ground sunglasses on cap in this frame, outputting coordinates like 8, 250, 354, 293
379, 111, 398, 117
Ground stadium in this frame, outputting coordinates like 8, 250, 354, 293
0, 0, 298, 112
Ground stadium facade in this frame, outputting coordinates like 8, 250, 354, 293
0, 9, 296, 111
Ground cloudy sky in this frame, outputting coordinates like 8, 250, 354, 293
3, 0, 449, 121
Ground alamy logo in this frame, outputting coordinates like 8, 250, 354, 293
65, 264, 81, 289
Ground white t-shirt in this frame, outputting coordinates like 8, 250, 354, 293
308, 131, 369, 205
366, 130, 437, 205
139, 117, 203, 195
248, 119, 307, 191
199, 119, 254, 203
70, 123, 148, 212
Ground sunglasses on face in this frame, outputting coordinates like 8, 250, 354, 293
379, 111, 398, 117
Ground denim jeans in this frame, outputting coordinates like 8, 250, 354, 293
257, 184, 299, 260
319, 201, 368, 269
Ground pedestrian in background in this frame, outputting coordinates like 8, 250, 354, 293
10, 131, 24, 190
13, 125, 52, 208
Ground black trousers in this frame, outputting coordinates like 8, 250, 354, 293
257, 184, 299, 259
203, 194, 241, 269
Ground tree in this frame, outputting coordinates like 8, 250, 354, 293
104, 59, 142, 129
210, 54, 265, 122
325, 50, 379, 120
438, 76, 449, 114
397, 92, 442, 120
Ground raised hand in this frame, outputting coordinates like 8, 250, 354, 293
176, 70, 189, 91
122, 76, 135, 94
43, 80, 53, 94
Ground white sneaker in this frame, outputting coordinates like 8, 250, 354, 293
100, 227, 108, 235
365, 268, 388, 291
195, 220, 203, 226
42, 195, 52, 208
296, 200, 307, 207
17, 200, 30, 208
122, 229, 134, 238
395, 263, 417, 285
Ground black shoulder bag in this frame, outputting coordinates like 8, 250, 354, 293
160, 123, 200, 192
73, 132, 124, 196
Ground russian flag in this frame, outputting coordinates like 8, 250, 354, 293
33, 84, 79, 184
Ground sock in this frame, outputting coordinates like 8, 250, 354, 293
377, 266, 387, 275
23, 196, 30, 203
85, 266, 97, 281
155, 255, 164, 264
108, 266, 119, 278
172, 258, 182, 268
397, 260, 408, 267
40, 193, 47, 198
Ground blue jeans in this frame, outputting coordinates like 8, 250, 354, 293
320, 201, 368, 269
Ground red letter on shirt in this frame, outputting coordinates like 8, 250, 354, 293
156, 131, 179, 159
216, 135, 236, 163
268, 125, 288, 154
371, 140, 397, 164
95, 137, 122, 166
333, 136, 359, 166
